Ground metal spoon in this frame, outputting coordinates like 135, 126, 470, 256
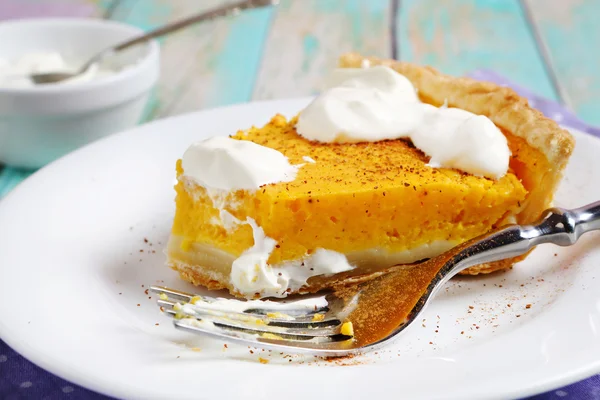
31, 0, 278, 85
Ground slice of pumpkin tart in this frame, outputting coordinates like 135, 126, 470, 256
166, 54, 574, 298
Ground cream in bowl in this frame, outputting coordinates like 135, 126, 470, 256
0, 51, 116, 88
0, 18, 160, 169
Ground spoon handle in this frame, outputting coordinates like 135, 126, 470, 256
108, 0, 276, 54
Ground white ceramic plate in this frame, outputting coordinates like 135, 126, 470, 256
1, 98, 599, 400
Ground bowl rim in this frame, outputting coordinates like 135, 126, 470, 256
0, 17, 160, 94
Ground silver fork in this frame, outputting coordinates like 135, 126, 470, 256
151, 201, 600, 357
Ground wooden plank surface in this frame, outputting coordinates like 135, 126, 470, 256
252, 0, 392, 100
525, 0, 600, 125
107, 0, 274, 118
397, 0, 558, 100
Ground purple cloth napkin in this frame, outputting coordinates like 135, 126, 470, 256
0, 343, 110, 399
0, 1, 94, 20
2, 70, 600, 399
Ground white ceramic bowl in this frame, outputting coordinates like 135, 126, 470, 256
0, 18, 160, 169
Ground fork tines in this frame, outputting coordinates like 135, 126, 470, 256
149, 286, 354, 348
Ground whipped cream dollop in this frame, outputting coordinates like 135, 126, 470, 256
296, 66, 422, 143
182, 136, 299, 191
296, 66, 510, 179
412, 106, 510, 179
230, 218, 355, 298
0, 51, 115, 88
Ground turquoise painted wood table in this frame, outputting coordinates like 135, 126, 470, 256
1, 0, 600, 398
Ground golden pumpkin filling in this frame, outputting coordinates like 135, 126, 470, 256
172, 114, 528, 262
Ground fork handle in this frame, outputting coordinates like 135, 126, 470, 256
450, 201, 600, 274
527, 201, 600, 246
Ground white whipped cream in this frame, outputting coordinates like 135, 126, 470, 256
230, 218, 355, 298
182, 136, 299, 191
296, 66, 422, 143
0, 51, 115, 88
412, 106, 510, 178
296, 66, 510, 179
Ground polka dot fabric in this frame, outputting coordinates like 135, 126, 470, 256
0, 340, 112, 399
527, 376, 600, 400
2, 339, 600, 399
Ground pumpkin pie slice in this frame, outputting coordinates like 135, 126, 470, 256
167, 53, 574, 298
